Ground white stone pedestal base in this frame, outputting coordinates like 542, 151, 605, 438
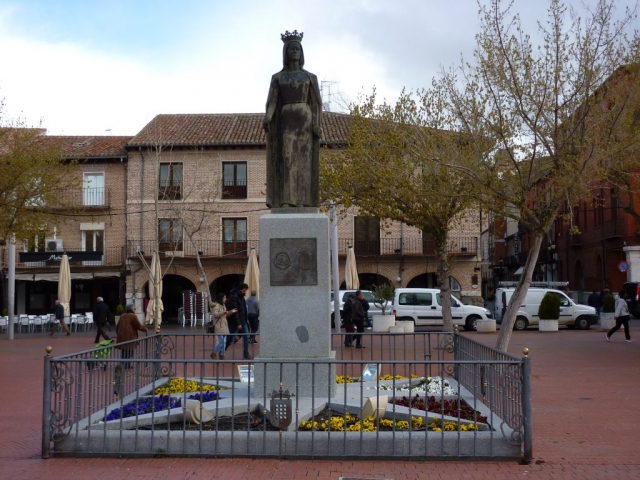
539, 319, 559, 332
600, 313, 615, 331
476, 319, 497, 333
373, 315, 395, 332
254, 213, 335, 398
389, 325, 404, 334
396, 320, 414, 333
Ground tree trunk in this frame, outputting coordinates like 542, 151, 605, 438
436, 240, 453, 332
495, 231, 544, 351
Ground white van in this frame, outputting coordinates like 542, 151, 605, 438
494, 288, 598, 330
392, 288, 492, 331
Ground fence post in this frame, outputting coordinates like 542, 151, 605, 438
153, 333, 162, 383
41, 346, 53, 459
521, 348, 533, 464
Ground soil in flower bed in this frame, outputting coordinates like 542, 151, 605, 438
391, 394, 487, 423
131, 410, 281, 431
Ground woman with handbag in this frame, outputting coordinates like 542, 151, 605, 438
209, 293, 237, 360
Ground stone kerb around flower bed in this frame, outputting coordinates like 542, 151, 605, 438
58, 374, 522, 458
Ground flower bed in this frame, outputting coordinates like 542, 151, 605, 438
154, 378, 220, 395
373, 376, 456, 395
298, 409, 480, 432
391, 394, 487, 423
103, 395, 182, 422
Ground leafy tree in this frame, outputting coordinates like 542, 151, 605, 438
0, 106, 79, 250
321, 88, 481, 331
435, 0, 639, 350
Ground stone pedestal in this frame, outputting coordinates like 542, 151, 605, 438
396, 320, 415, 333
600, 313, 615, 331
254, 213, 336, 398
373, 315, 395, 332
538, 319, 559, 332
476, 319, 497, 333
624, 246, 640, 282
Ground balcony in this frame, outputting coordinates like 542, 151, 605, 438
568, 233, 582, 247
45, 187, 111, 210
5, 246, 124, 269
128, 240, 260, 258
222, 180, 247, 200
601, 220, 622, 239
338, 237, 479, 257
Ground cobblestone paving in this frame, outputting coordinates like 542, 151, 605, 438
1, 322, 639, 479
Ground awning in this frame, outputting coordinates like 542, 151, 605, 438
15, 272, 120, 281
513, 267, 524, 276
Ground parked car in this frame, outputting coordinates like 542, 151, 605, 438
330, 290, 388, 327
391, 288, 492, 331
494, 287, 598, 330
621, 282, 640, 318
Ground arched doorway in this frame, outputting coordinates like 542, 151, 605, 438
161, 275, 196, 324
407, 273, 438, 288
340, 273, 390, 290
210, 274, 244, 299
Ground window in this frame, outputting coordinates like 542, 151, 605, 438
223, 218, 247, 255
159, 163, 183, 200
422, 231, 436, 255
436, 294, 462, 307
82, 229, 104, 265
222, 162, 247, 199
398, 293, 415, 305
552, 292, 571, 307
158, 219, 183, 251
354, 217, 380, 255
415, 292, 433, 306
83, 172, 105, 206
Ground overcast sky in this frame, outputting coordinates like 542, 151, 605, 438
0, 0, 637, 135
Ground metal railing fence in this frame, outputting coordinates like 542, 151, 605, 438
43, 331, 530, 461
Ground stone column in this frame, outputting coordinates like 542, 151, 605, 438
253, 213, 336, 399
623, 246, 640, 282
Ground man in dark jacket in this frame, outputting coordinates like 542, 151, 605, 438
50, 299, 71, 336
352, 291, 366, 348
93, 296, 111, 343
225, 283, 251, 359
343, 294, 355, 347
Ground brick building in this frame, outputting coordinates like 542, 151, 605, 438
2, 113, 483, 321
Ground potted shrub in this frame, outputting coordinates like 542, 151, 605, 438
115, 304, 125, 326
1, 308, 7, 317
600, 291, 615, 330
372, 283, 397, 333
538, 292, 560, 332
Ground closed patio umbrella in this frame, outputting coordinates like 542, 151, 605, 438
58, 254, 71, 318
244, 248, 260, 300
146, 252, 164, 332
345, 246, 359, 289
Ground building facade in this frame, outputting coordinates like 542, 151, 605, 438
2, 114, 483, 321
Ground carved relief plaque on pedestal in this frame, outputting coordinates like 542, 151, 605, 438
270, 238, 317, 286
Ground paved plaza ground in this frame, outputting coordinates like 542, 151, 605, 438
1, 321, 639, 479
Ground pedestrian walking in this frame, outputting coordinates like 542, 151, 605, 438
343, 294, 355, 347
225, 283, 252, 359
49, 299, 71, 336
588, 290, 602, 316
246, 290, 260, 344
352, 290, 366, 348
209, 293, 237, 360
606, 290, 634, 343
93, 296, 111, 343
115, 304, 147, 368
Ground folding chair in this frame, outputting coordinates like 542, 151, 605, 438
75, 315, 86, 332
19, 315, 30, 333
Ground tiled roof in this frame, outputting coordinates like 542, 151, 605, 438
128, 112, 351, 147
39, 136, 132, 158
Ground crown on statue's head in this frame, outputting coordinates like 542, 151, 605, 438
281, 30, 303, 44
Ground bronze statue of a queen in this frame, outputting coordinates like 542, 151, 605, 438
263, 30, 322, 209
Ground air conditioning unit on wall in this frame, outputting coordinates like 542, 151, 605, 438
45, 238, 63, 252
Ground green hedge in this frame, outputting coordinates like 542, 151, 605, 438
538, 292, 560, 320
